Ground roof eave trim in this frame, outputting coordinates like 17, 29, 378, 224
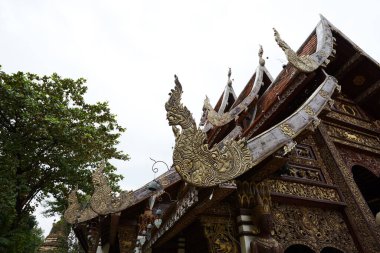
274, 15, 335, 73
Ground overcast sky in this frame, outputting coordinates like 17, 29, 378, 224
1, 0, 379, 237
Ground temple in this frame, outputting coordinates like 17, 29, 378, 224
64, 15, 380, 253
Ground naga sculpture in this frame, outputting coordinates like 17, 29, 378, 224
64, 186, 82, 224
64, 186, 98, 224
165, 76, 254, 187
273, 28, 319, 73
90, 161, 135, 215
273, 15, 334, 73
165, 71, 339, 187
64, 162, 136, 224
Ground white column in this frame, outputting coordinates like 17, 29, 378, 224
178, 237, 186, 253
237, 215, 254, 253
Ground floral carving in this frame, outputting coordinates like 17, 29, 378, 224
266, 179, 340, 202
316, 124, 380, 252
272, 203, 358, 252
202, 218, 239, 253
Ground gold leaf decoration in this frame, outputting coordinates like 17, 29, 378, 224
319, 90, 330, 98
304, 105, 314, 116
64, 162, 136, 223
280, 123, 296, 137
63, 187, 81, 224
90, 162, 136, 215
165, 76, 254, 187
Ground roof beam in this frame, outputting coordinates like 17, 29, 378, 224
335, 52, 362, 79
355, 79, 380, 103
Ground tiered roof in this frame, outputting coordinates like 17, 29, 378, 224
64, 15, 380, 252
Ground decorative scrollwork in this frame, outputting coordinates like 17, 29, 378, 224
266, 179, 340, 202
165, 76, 254, 187
272, 203, 358, 252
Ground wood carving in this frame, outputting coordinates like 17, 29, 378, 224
250, 182, 283, 253
64, 162, 136, 224
274, 15, 334, 73
203, 47, 267, 127
90, 162, 135, 215
64, 186, 98, 224
166, 72, 339, 187
203, 221, 239, 253
165, 76, 254, 187
272, 203, 358, 252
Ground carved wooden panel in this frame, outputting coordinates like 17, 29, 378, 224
326, 124, 380, 153
265, 179, 340, 202
281, 163, 323, 182
333, 100, 366, 119
293, 144, 316, 160
316, 124, 380, 252
118, 225, 137, 253
272, 202, 358, 252
289, 135, 333, 184
326, 111, 374, 129
337, 146, 380, 177
200, 216, 240, 253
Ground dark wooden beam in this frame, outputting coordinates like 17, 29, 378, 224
153, 185, 236, 248
109, 213, 121, 246
335, 52, 362, 79
355, 79, 380, 103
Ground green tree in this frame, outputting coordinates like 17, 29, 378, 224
0, 67, 128, 252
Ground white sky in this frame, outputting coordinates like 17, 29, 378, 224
1, 0, 379, 237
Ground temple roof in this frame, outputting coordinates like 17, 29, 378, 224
203, 46, 274, 143
64, 15, 380, 253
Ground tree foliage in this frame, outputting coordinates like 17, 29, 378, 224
0, 67, 128, 252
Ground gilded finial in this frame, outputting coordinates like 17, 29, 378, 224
258, 45, 265, 66
227, 68, 232, 87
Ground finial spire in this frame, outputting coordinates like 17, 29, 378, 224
258, 45, 265, 66
227, 68, 232, 87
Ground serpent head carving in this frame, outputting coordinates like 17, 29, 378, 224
165, 76, 254, 187
64, 186, 81, 224
165, 75, 196, 130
